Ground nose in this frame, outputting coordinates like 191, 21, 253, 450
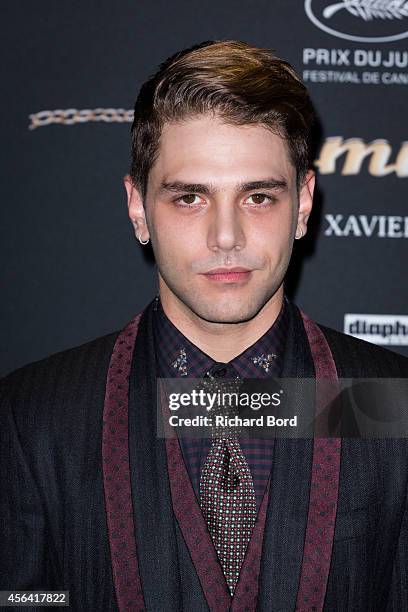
207, 199, 246, 253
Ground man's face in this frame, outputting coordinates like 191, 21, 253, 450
127, 114, 314, 324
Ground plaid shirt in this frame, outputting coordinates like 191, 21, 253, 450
152, 294, 289, 509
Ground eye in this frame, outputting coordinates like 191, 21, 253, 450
244, 193, 276, 206
174, 193, 205, 207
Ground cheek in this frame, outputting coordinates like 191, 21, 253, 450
150, 205, 204, 247
248, 210, 295, 274
149, 213, 202, 267
250, 207, 294, 245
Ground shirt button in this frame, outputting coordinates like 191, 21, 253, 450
214, 366, 227, 377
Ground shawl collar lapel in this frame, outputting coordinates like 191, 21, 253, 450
128, 303, 183, 611
257, 301, 316, 611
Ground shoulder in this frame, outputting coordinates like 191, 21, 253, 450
0, 329, 120, 410
0, 330, 128, 484
0, 304, 152, 450
316, 322, 408, 377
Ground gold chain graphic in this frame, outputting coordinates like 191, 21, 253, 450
28, 108, 134, 130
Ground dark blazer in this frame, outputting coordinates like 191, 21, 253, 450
1, 299, 408, 611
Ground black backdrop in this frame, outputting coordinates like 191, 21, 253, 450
1, 0, 407, 377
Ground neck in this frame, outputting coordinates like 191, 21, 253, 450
158, 284, 284, 363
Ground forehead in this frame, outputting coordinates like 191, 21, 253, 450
149, 115, 295, 187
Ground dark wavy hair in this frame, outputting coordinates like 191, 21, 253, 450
130, 39, 316, 199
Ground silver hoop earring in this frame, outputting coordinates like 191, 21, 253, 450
138, 235, 150, 245
295, 227, 304, 240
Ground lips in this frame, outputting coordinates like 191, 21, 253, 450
201, 267, 252, 282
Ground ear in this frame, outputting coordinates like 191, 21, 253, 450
123, 174, 149, 242
295, 169, 315, 239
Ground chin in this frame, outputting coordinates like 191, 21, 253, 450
187, 299, 263, 325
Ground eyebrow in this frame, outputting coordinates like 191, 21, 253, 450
158, 177, 288, 196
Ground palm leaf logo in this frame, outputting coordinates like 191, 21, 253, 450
323, 0, 408, 20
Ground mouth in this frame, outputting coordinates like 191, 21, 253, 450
200, 267, 253, 283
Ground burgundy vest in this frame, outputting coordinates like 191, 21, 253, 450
102, 308, 341, 612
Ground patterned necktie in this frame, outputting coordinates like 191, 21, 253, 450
199, 368, 257, 595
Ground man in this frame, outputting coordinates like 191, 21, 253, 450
1, 40, 407, 612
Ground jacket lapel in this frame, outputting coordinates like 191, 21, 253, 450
295, 310, 342, 611
102, 313, 146, 611
257, 301, 316, 611
127, 304, 183, 611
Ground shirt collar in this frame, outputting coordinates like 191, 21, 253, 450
153, 294, 289, 379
